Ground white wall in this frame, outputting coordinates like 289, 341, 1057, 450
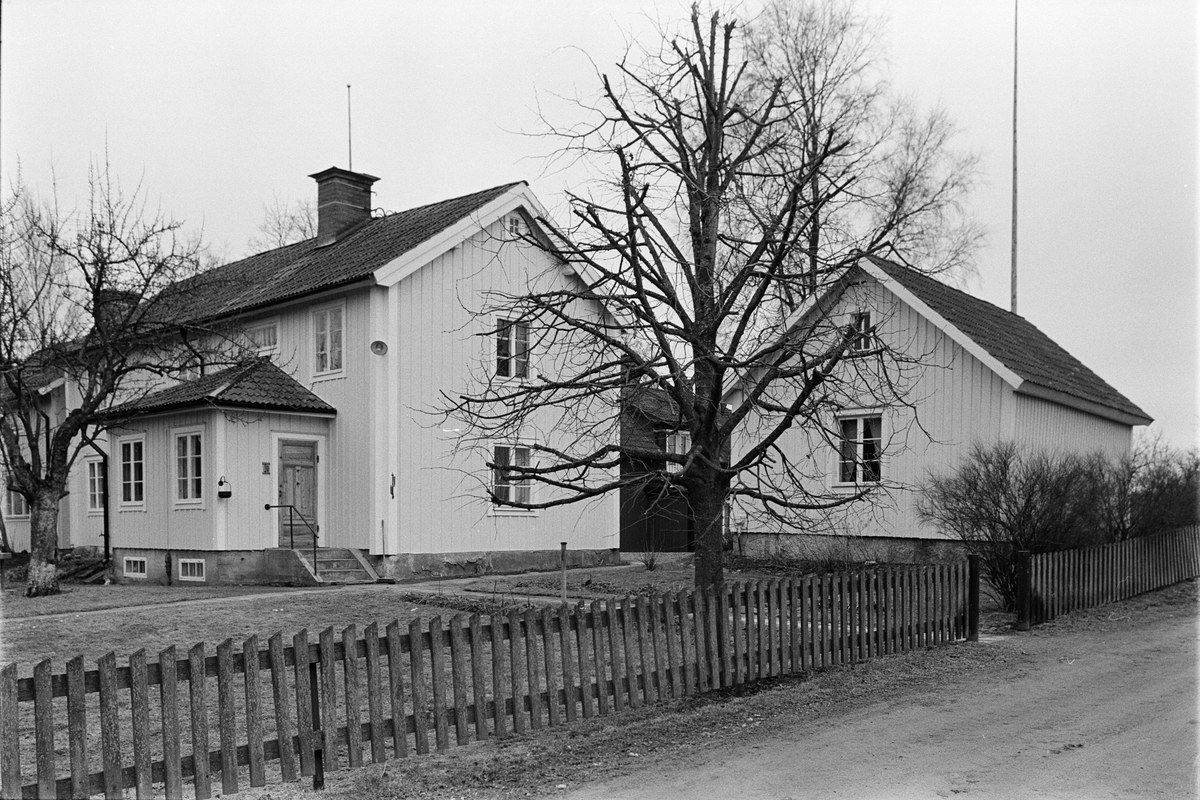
734, 276, 1136, 540
389, 219, 619, 555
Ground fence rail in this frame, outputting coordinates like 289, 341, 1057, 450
1023, 526, 1200, 625
2, 563, 975, 799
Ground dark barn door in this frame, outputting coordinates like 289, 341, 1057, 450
619, 481, 693, 553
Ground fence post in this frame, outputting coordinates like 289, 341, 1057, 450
1015, 550, 1032, 632
967, 555, 980, 642
309, 661, 325, 791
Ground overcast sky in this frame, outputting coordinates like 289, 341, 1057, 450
2, 0, 1195, 448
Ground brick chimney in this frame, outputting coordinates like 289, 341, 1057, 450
309, 167, 380, 245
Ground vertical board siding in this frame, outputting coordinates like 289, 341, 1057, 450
393, 222, 618, 556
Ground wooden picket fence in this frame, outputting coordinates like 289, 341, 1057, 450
2, 564, 976, 799
1024, 526, 1200, 625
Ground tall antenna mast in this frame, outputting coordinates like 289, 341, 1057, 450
347, 84, 353, 171
1010, 1, 1019, 314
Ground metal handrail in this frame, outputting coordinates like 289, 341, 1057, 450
265, 503, 320, 568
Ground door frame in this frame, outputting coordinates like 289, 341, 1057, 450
270, 432, 327, 548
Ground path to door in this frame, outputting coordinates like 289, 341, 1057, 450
564, 608, 1198, 800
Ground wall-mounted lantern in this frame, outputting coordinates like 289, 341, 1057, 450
217, 477, 233, 499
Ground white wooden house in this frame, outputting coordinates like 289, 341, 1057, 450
3, 168, 620, 583
730, 255, 1152, 553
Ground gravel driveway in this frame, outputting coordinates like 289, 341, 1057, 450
561, 595, 1197, 800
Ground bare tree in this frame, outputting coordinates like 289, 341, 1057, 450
444, 6, 954, 588
247, 195, 316, 252
743, 0, 983, 299
0, 165, 229, 596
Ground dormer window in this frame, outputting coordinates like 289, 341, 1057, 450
496, 319, 530, 379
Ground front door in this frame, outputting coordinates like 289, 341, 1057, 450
278, 440, 318, 548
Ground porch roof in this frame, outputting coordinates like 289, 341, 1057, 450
108, 359, 336, 417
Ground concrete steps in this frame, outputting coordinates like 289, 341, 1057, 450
311, 547, 378, 584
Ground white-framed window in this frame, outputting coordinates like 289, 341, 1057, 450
507, 214, 527, 238
313, 306, 344, 376
492, 444, 533, 507
86, 460, 107, 513
5, 489, 29, 518
119, 437, 146, 507
246, 321, 279, 356
124, 557, 148, 578
664, 430, 691, 475
178, 559, 206, 581
837, 415, 883, 484
850, 311, 873, 352
174, 428, 203, 504
495, 319, 530, 379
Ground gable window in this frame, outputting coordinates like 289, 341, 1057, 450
837, 415, 882, 484
492, 445, 532, 506
850, 312, 873, 352
87, 461, 107, 513
314, 307, 344, 375
664, 431, 691, 475
507, 214, 527, 237
175, 430, 203, 503
5, 489, 29, 518
495, 319, 530, 379
247, 322, 278, 356
120, 438, 146, 506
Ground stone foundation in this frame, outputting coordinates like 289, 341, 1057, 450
371, 548, 623, 583
735, 532, 967, 565
111, 548, 319, 586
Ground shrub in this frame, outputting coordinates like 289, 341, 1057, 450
919, 443, 1101, 610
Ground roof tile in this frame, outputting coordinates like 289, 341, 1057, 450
869, 256, 1149, 421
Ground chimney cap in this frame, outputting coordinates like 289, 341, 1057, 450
308, 166, 380, 184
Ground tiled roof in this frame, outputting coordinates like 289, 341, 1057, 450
168, 182, 523, 322
867, 256, 1150, 422
108, 359, 335, 417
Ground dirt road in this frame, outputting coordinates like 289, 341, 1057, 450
563, 608, 1197, 800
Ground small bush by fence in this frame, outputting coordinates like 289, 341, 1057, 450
2, 563, 976, 799
1018, 526, 1200, 627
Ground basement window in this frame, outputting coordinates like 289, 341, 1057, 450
178, 559, 206, 582
124, 557, 148, 578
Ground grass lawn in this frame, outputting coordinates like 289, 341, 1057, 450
1, 582, 469, 669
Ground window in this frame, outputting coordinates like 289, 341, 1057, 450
120, 438, 145, 506
5, 489, 29, 518
507, 214, 527, 237
314, 307, 344, 375
495, 319, 530, 379
178, 559, 206, 581
664, 431, 691, 475
124, 557, 147, 578
87, 461, 107, 513
838, 416, 882, 484
175, 432, 203, 502
851, 312, 873, 352
492, 445, 532, 505
247, 322, 278, 356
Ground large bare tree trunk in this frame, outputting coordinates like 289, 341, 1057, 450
25, 490, 61, 597
691, 471, 729, 589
